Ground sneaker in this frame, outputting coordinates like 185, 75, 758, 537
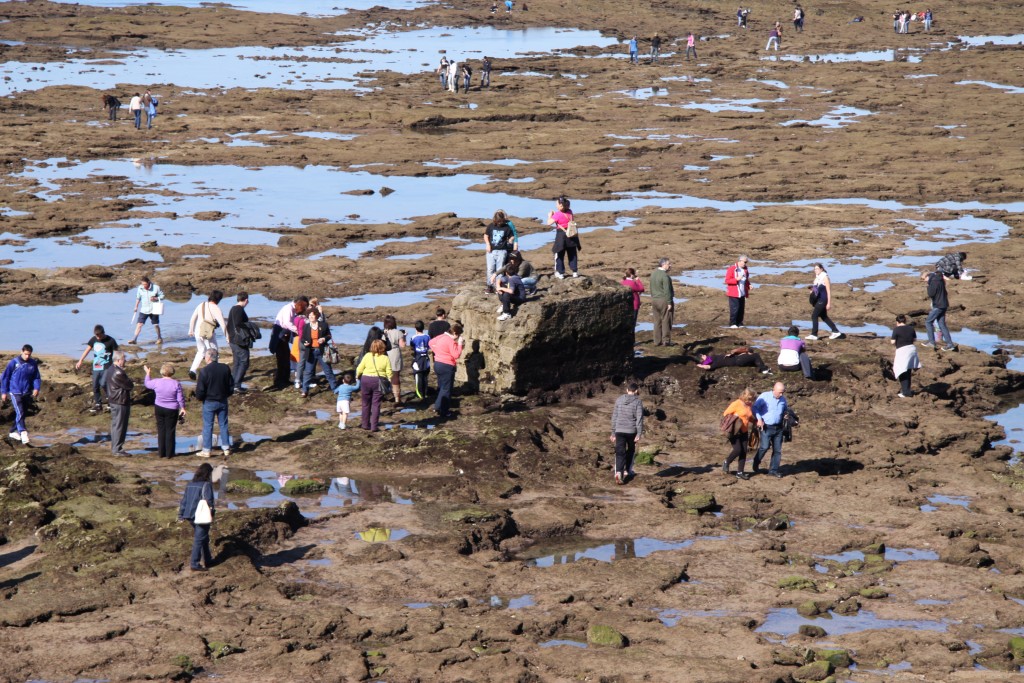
338, 422, 346, 430
497, 313, 511, 321
761, 369, 772, 374
897, 393, 908, 398
188, 371, 197, 380
156, 337, 164, 344
729, 324, 739, 329
127, 338, 137, 345
769, 471, 783, 478
19, 431, 29, 445
554, 272, 565, 280
294, 380, 301, 390
961, 274, 973, 281
735, 472, 750, 480
804, 334, 818, 340
8, 432, 19, 441
497, 305, 504, 313
614, 472, 622, 485
221, 448, 231, 457
197, 450, 212, 458
829, 332, 842, 340
943, 345, 956, 351
919, 342, 935, 348
572, 272, 579, 278
721, 461, 729, 474
89, 404, 101, 414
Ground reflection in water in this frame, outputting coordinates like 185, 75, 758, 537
520, 535, 725, 567
757, 608, 949, 637
356, 527, 411, 542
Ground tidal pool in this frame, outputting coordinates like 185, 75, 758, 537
49, 0, 431, 14
519, 535, 725, 567
757, 608, 949, 637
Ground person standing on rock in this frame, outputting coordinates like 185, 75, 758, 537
609, 381, 644, 484
428, 307, 451, 339
650, 258, 675, 346
144, 90, 158, 129
628, 36, 638, 64
437, 55, 449, 90
178, 462, 215, 572
429, 322, 464, 418
650, 33, 662, 63
128, 275, 165, 345
271, 297, 308, 389
793, 5, 804, 32
547, 195, 580, 279
300, 306, 339, 398
724, 255, 750, 328
1, 345, 41, 446
890, 314, 920, 397
766, 25, 781, 51
106, 350, 133, 455
481, 56, 492, 87
227, 292, 251, 391
722, 387, 756, 479
806, 263, 842, 341
485, 210, 518, 292
752, 382, 788, 477
128, 92, 143, 129
76, 324, 118, 414
685, 32, 697, 60
188, 291, 229, 381
922, 271, 955, 351
144, 362, 186, 458
621, 267, 645, 327
195, 348, 233, 458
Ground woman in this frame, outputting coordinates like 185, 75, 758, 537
807, 263, 842, 341
382, 315, 406, 406
891, 314, 920, 398
546, 195, 581, 279
429, 322, 464, 418
356, 339, 392, 432
187, 290, 229, 380
300, 306, 338, 397
144, 363, 185, 458
698, 347, 771, 374
621, 268, 645, 326
778, 325, 813, 379
722, 388, 756, 479
177, 462, 215, 572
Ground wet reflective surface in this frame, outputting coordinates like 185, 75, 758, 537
757, 608, 949, 637
518, 535, 725, 566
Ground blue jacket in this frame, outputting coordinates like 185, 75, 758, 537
334, 379, 360, 401
1, 356, 41, 395
178, 480, 215, 522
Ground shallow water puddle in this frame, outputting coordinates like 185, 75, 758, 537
519, 535, 725, 567
781, 105, 874, 128
920, 495, 971, 512
656, 609, 737, 626
539, 639, 587, 649
986, 402, 1024, 466
757, 608, 949, 638
310, 237, 428, 260
0, 230, 163, 270
52, 0, 429, 13
955, 80, 1024, 95
818, 547, 939, 564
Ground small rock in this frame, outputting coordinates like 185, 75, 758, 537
940, 539, 994, 568
587, 624, 626, 648
799, 625, 827, 638
778, 575, 817, 592
815, 649, 852, 668
793, 659, 833, 682
859, 587, 888, 600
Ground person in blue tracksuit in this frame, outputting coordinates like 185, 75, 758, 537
1, 345, 42, 445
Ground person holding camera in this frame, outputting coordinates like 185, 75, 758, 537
144, 362, 186, 458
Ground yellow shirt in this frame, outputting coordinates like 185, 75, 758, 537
356, 352, 392, 379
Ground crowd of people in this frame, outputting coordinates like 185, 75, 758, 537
102, 90, 158, 128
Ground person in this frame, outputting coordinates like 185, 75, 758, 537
807, 263, 842, 341
359, 325, 388, 369
650, 33, 662, 63
144, 362, 185, 458
628, 36, 638, 64
497, 262, 527, 321
738, 6, 749, 28
177, 462, 215, 572
1, 345, 41, 446
935, 251, 971, 280
227, 292, 251, 391
891, 314, 920, 398
698, 347, 771, 374
722, 388, 756, 479
437, 55, 449, 90
427, 307, 450, 339
685, 32, 697, 60
752, 382, 788, 477
922, 271, 955, 351
508, 251, 537, 294
481, 56, 492, 87
505, 0, 512, 12
334, 371, 360, 429
485, 209, 518, 291
778, 325, 813, 379
924, 8, 933, 32
144, 90, 158, 129
106, 350, 133, 455
448, 60, 460, 94
300, 307, 338, 397
188, 291, 229, 381
547, 195, 580, 279
271, 296, 308, 389
128, 275, 165, 344
195, 348, 233, 457
429, 322, 464, 418
76, 324, 118, 413
793, 5, 804, 32
129, 92, 143, 129
724, 255, 750, 328
410, 321, 431, 399
650, 257, 675, 346
103, 93, 121, 121
462, 63, 472, 92
355, 339, 391, 432
621, 268, 645, 327
609, 382, 644, 485
766, 25, 780, 51
382, 315, 406, 405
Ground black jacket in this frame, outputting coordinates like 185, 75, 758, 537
301, 320, 333, 348
227, 304, 249, 341
926, 272, 949, 309
195, 361, 234, 402
106, 364, 134, 406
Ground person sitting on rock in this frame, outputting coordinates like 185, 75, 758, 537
497, 262, 526, 322
698, 346, 771, 374
778, 325, 813, 379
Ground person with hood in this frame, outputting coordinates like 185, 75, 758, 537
1, 345, 41, 445
609, 382, 644, 484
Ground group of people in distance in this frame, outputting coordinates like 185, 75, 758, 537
102, 90, 158, 128
436, 55, 492, 93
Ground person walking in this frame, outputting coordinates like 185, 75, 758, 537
685, 32, 697, 60
382, 315, 406, 405
807, 263, 842, 340
650, 33, 662, 63
547, 195, 580, 279
76, 324, 118, 413
724, 255, 750, 328
144, 362, 185, 458
177, 462, 215, 572
128, 92, 143, 129
484, 209, 518, 291
752, 382, 788, 477
650, 257, 675, 346
195, 348, 234, 457
793, 5, 804, 32
778, 325, 813, 379
891, 314, 921, 397
722, 388, 756, 479
106, 350, 133, 455
922, 271, 955, 351
1, 345, 41, 446
271, 296, 308, 390
226, 292, 251, 391
766, 26, 780, 51
621, 267, 645, 327
300, 306, 338, 397
429, 322, 464, 418
187, 291, 229, 381
609, 381, 644, 484
409, 321, 431, 399
144, 90, 158, 129
481, 56, 492, 87
128, 275, 165, 345
355, 339, 391, 432
628, 36, 638, 64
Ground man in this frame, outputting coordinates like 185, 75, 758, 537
724, 255, 750, 328
437, 55, 449, 90
271, 296, 308, 389
227, 292, 251, 391
650, 33, 662, 63
106, 350, 133, 455
496, 262, 526, 322
1, 345, 41, 445
628, 36, 638, 64
935, 251, 971, 280
752, 382, 788, 477
481, 56, 492, 87
609, 381, 644, 485
427, 307, 451, 339
128, 275, 165, 344
76, 324, 118, 413
922, 271, 955, 351
650, 257, 675, 346
128, 92, 143, 129
195, 348, 234, 458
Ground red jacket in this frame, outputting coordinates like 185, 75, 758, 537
724, 263, 750, 298
429, 332, 464, 367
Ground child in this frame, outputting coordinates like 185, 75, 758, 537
333, 371, 360, 429
609, 382, 644, 484
409, 321, 431, 399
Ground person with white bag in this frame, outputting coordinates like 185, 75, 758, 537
187, 290, 229, 380
128, 275, 165, 345
178, 462, 216, 572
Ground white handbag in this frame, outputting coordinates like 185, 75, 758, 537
194, 497, 213, 525
151, 301, 165, 315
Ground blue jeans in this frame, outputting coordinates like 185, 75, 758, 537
522, 276, 537, 294
202, 400, 230, 450
486, 250, 508, 287
629, 50, 638, 63
133, 109, 141, 128
190, 521, 212, 569
754, 423, 784, 473
434, 362, 456, 416
926, 307, 951, 346
302, 347, 337, 393
91, 365, 111, 406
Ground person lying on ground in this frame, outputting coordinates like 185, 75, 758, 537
698, 346, 771, 374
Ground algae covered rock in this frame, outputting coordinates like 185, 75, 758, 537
206, 641, 242, 659
587, 624, 626, 648
225, 479, 274, 496
773, 647, 813, 665
862, 542, 886, 555
672, 490, 716, 515
799, 624, 827, 638
815, 649, 852, 668
940, 538, 994, 568
793, 659, 833, 682
859, 587, 888, 600
1010, 636, 1024, 660
281, 478, 330, 496
779, 575, 817, 592
797, 600, 827, 617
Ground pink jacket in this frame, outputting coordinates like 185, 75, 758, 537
621, 277, 645, 311
429, 332, 464, 366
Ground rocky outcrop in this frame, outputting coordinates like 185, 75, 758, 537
451, 275, 634, 394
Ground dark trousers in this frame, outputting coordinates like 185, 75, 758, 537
360, 376, 384, 431
155, 405, 178, 458
230, 342, 250, 389
190, 522, 212, 569
108, 106, 118, 121
728, 296, 746, 326
500, 292, 525, 315
811, 301, 839, 335
754, 423, 784, 473
685, 46, 697, 59
724, 434, 748, 472
614, 433, 637, 475
554, 247, 578, 275
91, 366, 111, 406
711, 352, 768, 373
274, 335, 292, 387
898, 370, 913, 396
110, 403, 130, 453
434, 362, 456, 416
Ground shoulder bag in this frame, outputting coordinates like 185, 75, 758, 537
565, 218, 579, 238
194, 484, 213, 524
374, 356, 392, 395
325, 343, 340, 365
198, 302, 217, 340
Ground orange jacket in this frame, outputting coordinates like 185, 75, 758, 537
723, 399, 753, 432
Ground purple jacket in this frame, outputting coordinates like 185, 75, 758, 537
145, 375, 185, 410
